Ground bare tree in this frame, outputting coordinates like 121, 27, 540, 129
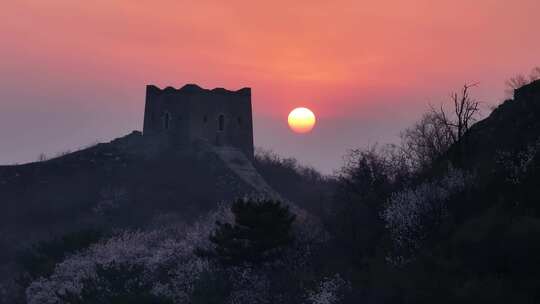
506, 74, 529, 94
505, 66, 540, 97
530, 66, 540, 81
401, 112, 454, 170
435, 83, 480, 143
401, 84, 480, 170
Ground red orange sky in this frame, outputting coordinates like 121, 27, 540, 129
1, 0, 539, 173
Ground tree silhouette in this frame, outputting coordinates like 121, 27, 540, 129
203, 199, 296, 266
505, 66, 540, 96
401, 84, 481, 169
435, 83, 480, 144
401, 112, 455, 170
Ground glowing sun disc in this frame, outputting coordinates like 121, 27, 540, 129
288, 107, 316, 133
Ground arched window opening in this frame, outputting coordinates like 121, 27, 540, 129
237, 116, 242, 126
203, 115, 208, 123
218, 114, 225, 131
163, 112, 171, 130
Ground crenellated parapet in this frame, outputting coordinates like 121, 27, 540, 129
146, 84, 251, 97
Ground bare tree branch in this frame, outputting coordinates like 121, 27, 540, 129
505, 66, 540, 97
401, 83, 480, 170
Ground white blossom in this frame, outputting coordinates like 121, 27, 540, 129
25, 205, 233, 304
228, 267, 271, 304
496, 139, 540, 185
306, 274, 348, 304
25, 198, 328, 304
381, 167, 471, 264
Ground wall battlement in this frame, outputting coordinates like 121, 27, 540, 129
146, 84, 251, 97
143, 84, 254, 158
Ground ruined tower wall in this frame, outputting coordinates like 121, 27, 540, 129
186, 88, 253, 157
143, 86, 190, 141
143, 84, 254, 157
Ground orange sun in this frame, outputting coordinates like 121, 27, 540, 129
288, 107, 316, 133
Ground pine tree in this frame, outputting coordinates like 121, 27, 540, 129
205, 199, 296, 266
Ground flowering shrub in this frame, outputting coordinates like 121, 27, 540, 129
227, 267, 271, 304
25, 199, 333, 304
496, 139, 540, 185
381, 168, 471, 264
25, 203, 233, 304
306, 274, 349, 304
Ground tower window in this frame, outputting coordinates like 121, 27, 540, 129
203, 115, 208, 123
218, 114, 225, 131
163, 112, 171, 130
237, 117, 242, 126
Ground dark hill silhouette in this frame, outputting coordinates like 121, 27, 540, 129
388, 80, 540, 302
0, 132, 275, 280
447, 79, 540, 170
435, 80, 540, 218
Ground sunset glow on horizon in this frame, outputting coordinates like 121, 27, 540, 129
1, 0, 540, 172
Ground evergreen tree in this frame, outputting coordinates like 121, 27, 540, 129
204, 199, 296, 266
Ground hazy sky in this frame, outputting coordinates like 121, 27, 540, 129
1, 0, 539, 173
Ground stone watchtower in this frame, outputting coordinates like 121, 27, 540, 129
143, 84, 254, 157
